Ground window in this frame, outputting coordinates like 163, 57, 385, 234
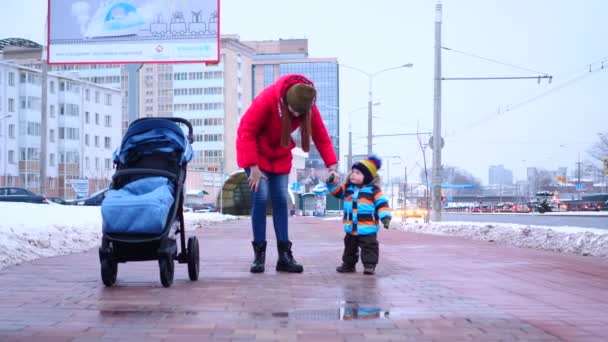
105, 93, 112, 105
95, 135, 99, 147
49, 178, 56, 190
105, 158, 111, 170
60, 103, 65, 115
49, 153, 55, 166
85, 134, 89, 146
95, 113, 100, 125
95, 91, 100, 103
85, 111, 90, 123
104, 137, 111, 149
49, 129, 55, 142
58, 127, 79, 140
8, 98, 14, 112
8, 72, 15, 86
8, 150, 14, 164
104, 115, 111, 127
27, 122, 41, 136
49, 105, 55, 118
8, 124, 15, 138
85, 157, 90, 169
49, 81, 55, 94
59, 81, 65, 91
85, 89, 90, 101
95, 157, 99, 169
20, 73, 26, 83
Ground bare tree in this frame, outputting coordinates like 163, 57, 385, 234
416, 126, 430, 223
588, 132, 608, 162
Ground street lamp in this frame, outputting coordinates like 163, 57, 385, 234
318, 102, 380, 171
340, 63, 413, 154
1, 114, 13, 186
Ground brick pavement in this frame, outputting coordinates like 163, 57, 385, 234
0, 216, 607, 341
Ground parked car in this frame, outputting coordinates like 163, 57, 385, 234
47, 197, 69, 205
0, 187, 47, 204
70, 188, 109, 206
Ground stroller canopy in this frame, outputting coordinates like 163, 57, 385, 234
114, 118, 193, 166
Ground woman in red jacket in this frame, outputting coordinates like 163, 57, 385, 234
237, 74, 338, 274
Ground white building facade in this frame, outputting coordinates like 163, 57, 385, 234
0, 61, 121, 199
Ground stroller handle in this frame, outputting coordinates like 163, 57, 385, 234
130, 117, 194, 144
166, 117, 194, 144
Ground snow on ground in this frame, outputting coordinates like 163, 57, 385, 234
0, 202, 237, 270
392, 219, 608, 258
542, 211, 608, 216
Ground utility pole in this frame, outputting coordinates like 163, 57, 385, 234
367, 77, 373, 155
429, 1, 552, 221
348, 113, 353, 171
431, 0, 443, 222
404, 166, 408, 208
39, 20, 49, 196
576, 153, 582, 200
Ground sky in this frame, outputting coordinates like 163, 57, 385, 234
1, 0, 607, 184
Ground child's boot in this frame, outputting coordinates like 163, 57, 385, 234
336, 263, 356, 273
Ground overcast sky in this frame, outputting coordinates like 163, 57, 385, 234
1, 0, 607, 184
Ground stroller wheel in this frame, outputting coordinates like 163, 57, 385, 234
101, 259, 118, 287
159, 256, 174, 287
187, 236, 200, 281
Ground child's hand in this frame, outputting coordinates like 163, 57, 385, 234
326, 172, 340, 185
381, 217, 391, 229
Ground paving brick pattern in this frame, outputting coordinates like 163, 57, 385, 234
0, 217, 606, 341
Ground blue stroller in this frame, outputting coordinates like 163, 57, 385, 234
99, 117, 199, 287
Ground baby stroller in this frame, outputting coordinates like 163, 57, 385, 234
99, 117, 199, 287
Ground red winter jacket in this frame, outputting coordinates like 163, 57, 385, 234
236, 74, 338, 174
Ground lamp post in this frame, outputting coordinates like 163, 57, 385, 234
340, 63, 413, 155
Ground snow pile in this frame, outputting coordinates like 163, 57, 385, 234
0, 202, 237, 270
394, 221, 608, 257
184, 212, 238, 230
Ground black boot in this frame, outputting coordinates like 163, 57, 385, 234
336, 263, 356, 273
363, 264, 376, 275
250, 241, 266, 273
276, 241, 303, 273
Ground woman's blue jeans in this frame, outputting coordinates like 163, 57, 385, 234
245, 169, 289, 243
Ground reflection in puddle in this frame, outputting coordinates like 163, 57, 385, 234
256, 301, 390, 321
340, 307, 389, 320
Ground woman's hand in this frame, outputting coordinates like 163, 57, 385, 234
248, 165, 267, 192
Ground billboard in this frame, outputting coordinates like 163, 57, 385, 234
48, 0, 220, 64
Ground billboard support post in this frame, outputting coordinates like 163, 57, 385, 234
126, 64, 142, 125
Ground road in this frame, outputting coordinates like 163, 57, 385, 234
443, 212, 608, 229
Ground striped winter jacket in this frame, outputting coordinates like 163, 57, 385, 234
327, 180, 392, 236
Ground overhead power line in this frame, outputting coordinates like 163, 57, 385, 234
442, 46, 550, 76
447, 56, 608, 137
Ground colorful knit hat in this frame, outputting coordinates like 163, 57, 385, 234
352, 154, 382, 184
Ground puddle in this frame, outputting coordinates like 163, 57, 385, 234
246, 301, 390, 321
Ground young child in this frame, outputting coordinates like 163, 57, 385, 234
326, 155, 391, 275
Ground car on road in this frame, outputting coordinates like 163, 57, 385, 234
392, 206, 427, 218
185, 203, 218, 213
0, 187, 48, 204
69, 188, 109, 206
